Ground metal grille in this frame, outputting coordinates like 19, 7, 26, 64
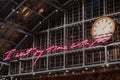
7, 0, 120, 76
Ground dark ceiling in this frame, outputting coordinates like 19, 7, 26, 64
0, 0, 70, 59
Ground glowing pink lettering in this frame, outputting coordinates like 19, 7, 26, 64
71, 39, 91, 49
33, 50, 44, 56
46, 46, 57, 53
15, 52, 27, 58
14, 48, 37, 58
3, 49, 16, 61
25, 48, 37, 55
33, 50, 44, 66
3, 37, 112, 66
46, 46, 68, 53
96, 37, 111, 43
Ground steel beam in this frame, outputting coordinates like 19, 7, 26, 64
11, 0, 19, 5
27, 7, 45, 18
0, 22, 33, 37
5, 0, 27, 20
45, 0, 64, 12
7, 21, 32, 33
0, 27, 17, 45
63, 0, 73, 6
14, 0, 78, 50
32, 0, 75, 31
2, 61, 120, 77
32, 10, 56, 31
0, 62, 9, 66
52, 0, 63, 7
9, 27, 33, 37
15, 35, 28, 49
0, 37, 17, 45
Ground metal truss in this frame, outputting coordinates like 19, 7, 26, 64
0, 22, 33, 37
1, 0, 33, 37
15, 35, 28, 49
15, 0, 69, 49
0, 36, 17, 45
45, 0, 64, 12
37, 11, 120, 33
2, 0, 120, 77
5, 0, 27, 20
0, 22, 17, 45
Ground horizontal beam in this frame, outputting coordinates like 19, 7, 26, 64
2, 61, 120, 77
0, 62, 9, 66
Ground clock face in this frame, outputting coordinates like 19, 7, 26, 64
91, 16, 115, 39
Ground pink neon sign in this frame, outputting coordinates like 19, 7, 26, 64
3, 36, 111, 66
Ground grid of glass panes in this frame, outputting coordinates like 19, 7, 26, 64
105, 0, 120, 14
34, 57, 47, 71
112, 15, 120, 42
65, 51, 83, 67
84, 21, 94, 44
37, 21, 48, 31
9, 0, 120, 75
65, 0, 82, 24
49, 28, 64, 53
20, 37, 33, 49
107, 45, 120, 62
49, 13, 64, 28
56, 13, 64, 27
85, 48, 105, 65
48, 55, 63, 69
85, 0, 103, 19
10, 61, 19, 74
21, 60, 32, 73
66, 24, 83, 50
108, 46, 117, 61
39, 32, 47, 50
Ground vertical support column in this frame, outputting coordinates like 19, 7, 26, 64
100, 50, 102, 62
8, 63, 11, 76
32, 36, 36, 73
63, 10, 66, 69
82, 0, 85, 66
105, 46, 108, 64
33, 36, 36, 48
16, 36, 28, 75
10, 77, 13, 80
47, 20, 50, 70
103, 0, 106, 15
92, 52, 94, 63
115, 47, 117, 60
72, 4, 74, 23
19, 61, 21, 74
15, 78, 17, 80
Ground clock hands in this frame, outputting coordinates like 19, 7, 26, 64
102, 23, 109, 30
102, 26, 106, 30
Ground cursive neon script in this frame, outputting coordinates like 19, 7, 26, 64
3, 37, 111, 66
